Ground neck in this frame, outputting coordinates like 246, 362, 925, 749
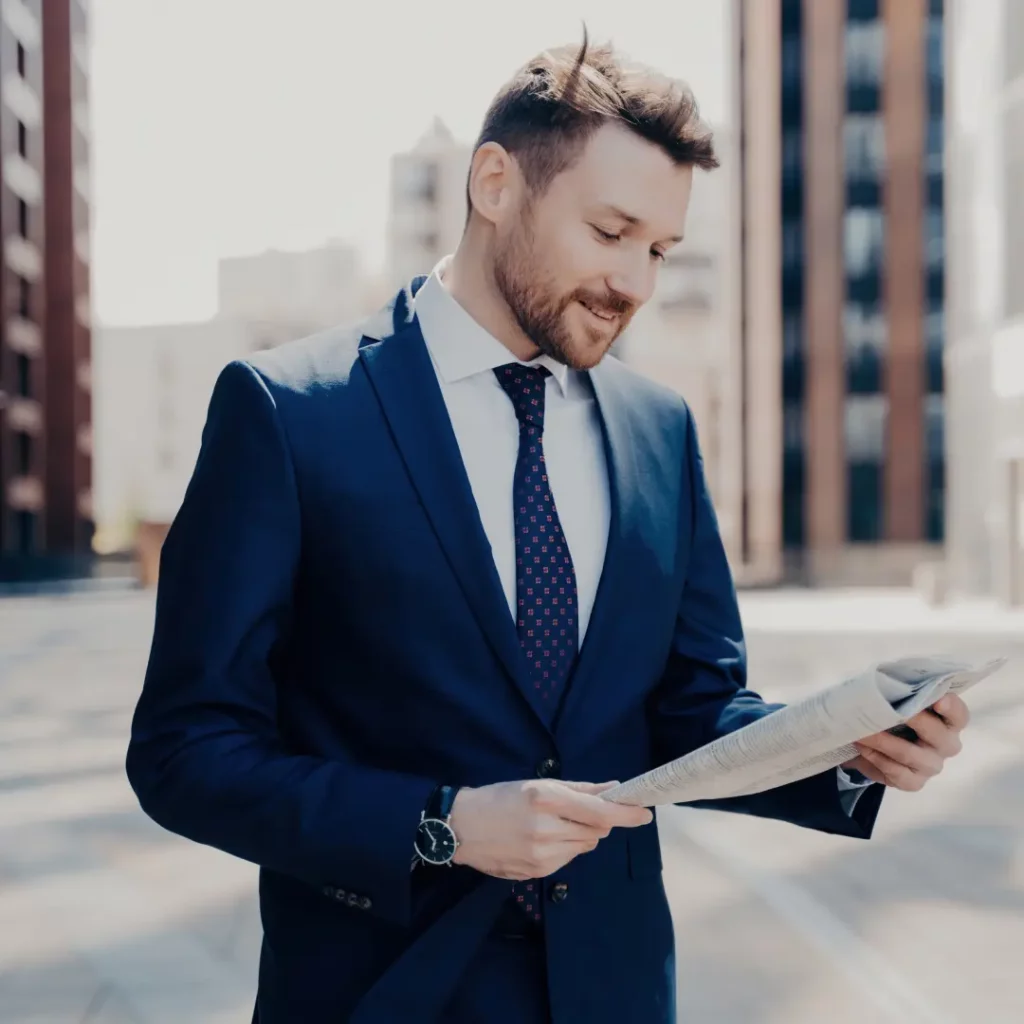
443, 234, 540, 362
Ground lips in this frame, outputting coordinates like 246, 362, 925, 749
577, 299, 617, 323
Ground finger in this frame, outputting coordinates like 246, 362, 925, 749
547, 787, 653, 829
905, 709, 963, 758
530, 815, 609, 842
842, 755, 888, 785
932, 693, 971, 731
855, 731, 944, 777
537, 839, 604, 875
557, 780, 620, 794
503, 837, 603, 880
858, 747, 928, 791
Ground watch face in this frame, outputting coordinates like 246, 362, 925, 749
416, 818, 457, 864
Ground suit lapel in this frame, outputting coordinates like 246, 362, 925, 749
358, 292, 554, 734
555, 359, 662, 739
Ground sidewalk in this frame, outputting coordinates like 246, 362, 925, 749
739, 586, 1024, 635
1, 589, 1021, 1023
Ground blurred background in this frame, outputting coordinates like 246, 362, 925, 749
1, 0, 1023, 1022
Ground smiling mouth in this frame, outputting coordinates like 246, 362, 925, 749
577, 300, 618, 323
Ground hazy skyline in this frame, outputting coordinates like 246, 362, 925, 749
90, 0, 731, 326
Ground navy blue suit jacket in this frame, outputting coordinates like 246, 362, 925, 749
127, 280, 883, 1023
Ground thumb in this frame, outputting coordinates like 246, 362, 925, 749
558, 780, 620, 794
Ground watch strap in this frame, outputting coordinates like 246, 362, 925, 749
436, 784, 459, 820
424, 783, 459, 821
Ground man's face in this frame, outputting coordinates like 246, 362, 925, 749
492, 123, 693, 370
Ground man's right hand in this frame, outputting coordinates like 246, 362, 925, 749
449, 779, 653, 880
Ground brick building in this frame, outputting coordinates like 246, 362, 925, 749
0, 0, 92, 580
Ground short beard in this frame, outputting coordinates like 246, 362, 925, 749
491, 209, 630, 371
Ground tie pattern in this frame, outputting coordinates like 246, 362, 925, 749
494, 363, 580, 923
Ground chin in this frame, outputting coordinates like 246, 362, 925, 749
564, 337, 613, 371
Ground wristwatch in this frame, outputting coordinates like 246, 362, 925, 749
414, 784, 460, 867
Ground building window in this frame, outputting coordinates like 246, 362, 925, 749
844, 207, 885, 276
845, 393, 887, 463
925, 394, 945, 541
781, 0, 806, 552
782, 220, 803, 269
925, 307, 944, 393
844, 114, 885, 182
16, 511, 37, 555
781, 35, 801, 95
924, 208, 944, 270
845, 20, 884, 112
16, 432, 32, 475
848, 463, 883, 541
844, 303, 886, 393
926, 14, 943, 86
845, 394, 887, 542
848, 0, 880, 21
398, 161, 439, 205
16, 354, 31, 398
782, 127, 803, 184
925, 393, 944, 463
925, 118, 943, 178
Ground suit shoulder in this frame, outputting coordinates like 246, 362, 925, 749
598, 355, 692, 425
241, 322, 365, 398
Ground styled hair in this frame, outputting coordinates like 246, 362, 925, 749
470, 29, 719, 202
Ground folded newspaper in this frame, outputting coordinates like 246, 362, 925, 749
601, 655, 1008, 807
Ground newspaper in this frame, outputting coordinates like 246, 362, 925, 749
601, 655, 1008, 807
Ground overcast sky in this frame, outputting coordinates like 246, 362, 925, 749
89, 0, 731, 326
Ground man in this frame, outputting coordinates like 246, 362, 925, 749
126, 36, 970, 1024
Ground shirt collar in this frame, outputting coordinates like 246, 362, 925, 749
413, 257, 570, 396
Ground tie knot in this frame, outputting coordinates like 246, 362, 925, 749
494, 363, 550, 432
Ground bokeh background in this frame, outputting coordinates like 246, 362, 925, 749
1, 1, 1022, 1022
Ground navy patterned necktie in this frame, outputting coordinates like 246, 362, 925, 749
494, 362, 579, 923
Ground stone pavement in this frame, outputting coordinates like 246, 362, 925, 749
0, 587, 1022, 1023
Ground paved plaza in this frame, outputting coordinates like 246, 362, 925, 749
0, 587, 1022, 1023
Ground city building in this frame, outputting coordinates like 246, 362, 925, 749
93, 318, 254, 562
944, 0, 1024, 603
386, 118, 471, 288
618, 131, 744, 562
0, 0, 93, 580
93, 243, 369, 568
216, 240, 363, 332
733, 0, 945, 586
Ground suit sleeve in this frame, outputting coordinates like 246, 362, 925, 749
647, 405, 884, 838
126, 360, 436, 927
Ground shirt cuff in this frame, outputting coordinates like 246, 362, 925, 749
836, 765, 873, 816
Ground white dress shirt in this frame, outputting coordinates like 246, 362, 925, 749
412, 261, 868, 811
413, 264, 610, 646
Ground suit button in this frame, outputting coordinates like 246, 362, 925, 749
550, 882, 569, 903
359, 897, 373, 911
536, 758, 561, 778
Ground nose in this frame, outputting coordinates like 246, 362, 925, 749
606, 257, 657, 309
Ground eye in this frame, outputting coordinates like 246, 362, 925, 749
592, 226, 620, 243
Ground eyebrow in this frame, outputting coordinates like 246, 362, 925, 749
598, 204, 684, 244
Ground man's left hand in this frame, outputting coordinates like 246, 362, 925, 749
842, 694, 970, 792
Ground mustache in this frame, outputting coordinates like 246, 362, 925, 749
569, 290, 635, 317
